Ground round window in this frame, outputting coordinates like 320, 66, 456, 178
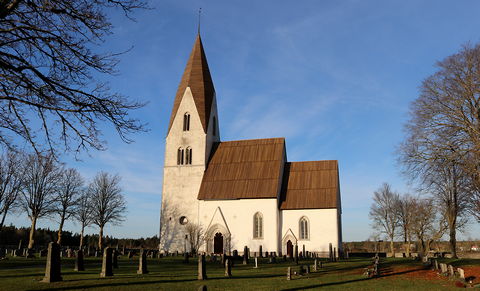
179, 216, 188, 225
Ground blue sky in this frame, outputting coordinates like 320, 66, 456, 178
8, 0, 480, 241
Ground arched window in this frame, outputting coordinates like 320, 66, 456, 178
183, 113, 190, 131
177, 147, 184, 165
299, 217, 309, 240
213, 117, 217, 136
185, 147, 192, 165
253, 212, 263, 239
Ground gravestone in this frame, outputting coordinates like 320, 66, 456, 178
294, 245, 299, 265
128, 251, 133, 259
74, 250, 85, 271
198, 285, 207, 291
457, 268, 465, 279
95, 250, 99, 258
305, 265, 310, 274
259, 245, 263, 258
184, 252, 189, 264
23, 248, 27, 257
100, 247, 113, 277
254, 257, 258, 268
243, 246, 248, 265
112, 249, 119, 269
329, 243, 333, 261
269, 256, 276, 263
320, 261, 323, 268
265, 251, 268, 257
434, 259, 439, 270
233, 250, 238, 258
67, 248, 73, 258
198, 254, 207, 280
440, 263, 447, 274
302, 245, 306, 257
137, 249, 148, 274
283, 255, 287, 262
41, 242, 62, 283
26, 248, 35, 258
221, 253, 226, 265
18, 239, 22, 250
225, 258, 232, 277
448, 265, 454, 276
287, 267, 292, 280
334, 247, 337, 261
313, 259, 318, 271
12, 249, 17, 257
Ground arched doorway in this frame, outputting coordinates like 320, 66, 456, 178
287, 240, 293, 258
214, 232, 223, 254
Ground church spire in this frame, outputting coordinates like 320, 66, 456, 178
168, 35, 215, 134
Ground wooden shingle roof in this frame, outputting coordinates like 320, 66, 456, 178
197, 138, 285, 200
279, 160, 340, 210
168, 35, 215, 134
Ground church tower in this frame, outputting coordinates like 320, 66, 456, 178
159, 35, 220, 252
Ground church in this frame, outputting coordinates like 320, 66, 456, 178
159, 34, 342, 258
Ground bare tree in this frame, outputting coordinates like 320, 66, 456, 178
369, 183, 400, 256
410, 197, 448, 256
89, 172, 126, 249
76, 190, 93, 249
0, 0, 147, 156
397, 194, 415, 257
185, 222, 204, 254
20, 154, 61, 249
54, 168, 83, 245
0, 151, 23, 230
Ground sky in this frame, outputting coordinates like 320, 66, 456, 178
7, 0, 480, 241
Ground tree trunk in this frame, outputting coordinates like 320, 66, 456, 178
0, 210, 8, 231
98, 225, 103, 250
449, 225, 457, 258
28, 216, 37, 249
79, 224, 85, 249
57, 212, 65, 245
390, 238, 395, 257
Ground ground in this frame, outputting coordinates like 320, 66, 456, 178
0, 255, 478, 290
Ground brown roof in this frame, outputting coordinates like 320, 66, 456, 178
198, 138, 285, 200
168, 35, 215, 134
279, 160, 339, 210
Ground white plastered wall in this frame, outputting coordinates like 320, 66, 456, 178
159, 87, 219, 252
199, 198, 279, 255
281, 208, 341, 257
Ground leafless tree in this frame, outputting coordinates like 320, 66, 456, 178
185, 222, 204, 254
396, 194, 415, 257
0, 151, 24, 230
0, 0, 147, 157
20, 153, 61, 249
54, 167, 83, 245
409, 197, 448, 256
89, 172, 126, 249
369, 183, 400, 256
75, 190, 93, 249
398, 43, 480, 258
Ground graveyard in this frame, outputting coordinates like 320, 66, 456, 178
0, 249, 479, 290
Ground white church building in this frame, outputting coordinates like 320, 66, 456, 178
159, 34, 342, 258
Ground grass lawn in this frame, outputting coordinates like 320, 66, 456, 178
0, 255, 478, 290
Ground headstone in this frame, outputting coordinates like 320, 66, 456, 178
313, 259, 318, 271
183, 252, 189, 264
128, 251, 133, 259
176, 250, 179, 256
329, 243, 333, 261
334, 247, 337, 261
112, 249, 119, 269
233, 250, 238, 258
198, 285, 207, 291
287, 267, 292, 280
302, 245, 306, 257
100, 247, 113, 277
448, 265, 454, 277
283, 255, 287, 262
23, 248, 27, 257
225, 258, 232, 277
221, 253, 226, 265
198, 254, 207, 280
12, 249, 16, 257
243, 246, 248, 265
254, 257, 258, 268
95, 250, 99, 258
74, 250, 85, 271
294, 245, 299, 265
41, 242, 62, 283
440, 263, 447, 274
457, 268, 465, 279
26, 248, 35, 258
259, 245, 263, 257
137, 249, 148, 274
265, 251, 268, 257
434, 259, 439, 270
269, 256, 276, 263
320, 261, 323, 268
67, 248, 73, 258
305, 265, 310, 274
18, 240, 22, 250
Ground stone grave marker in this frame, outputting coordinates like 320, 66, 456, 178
233, 250, 238, 258
198, 254, 207, 280
434, 259, 439, 270
287, 267, 291, 280
440, 263, 447, 274
225, 258, 232, 277
198, 285, 207, 291
294, 245, 299, 265
128, 251, 133, 259
100, 247, 113, 277
259, 245, 263, 257
302, 245, 306, 257
183, 252, 189, 264
74, 250, 85, 271
41, 242, 62, 283
243, 246, 248, 265
67, 248, 73, 258
305, 265, 310, 274
457, 268, 465, 279
313, 259, 318, 271
112, 249, 119, 269
283, 255, 287, 262
254, 257, 258, 268
137, 249, 148, 274
448, 265, 454, 277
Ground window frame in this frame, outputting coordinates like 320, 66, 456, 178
299, 216, 310, 240
253, 212, 263, 239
